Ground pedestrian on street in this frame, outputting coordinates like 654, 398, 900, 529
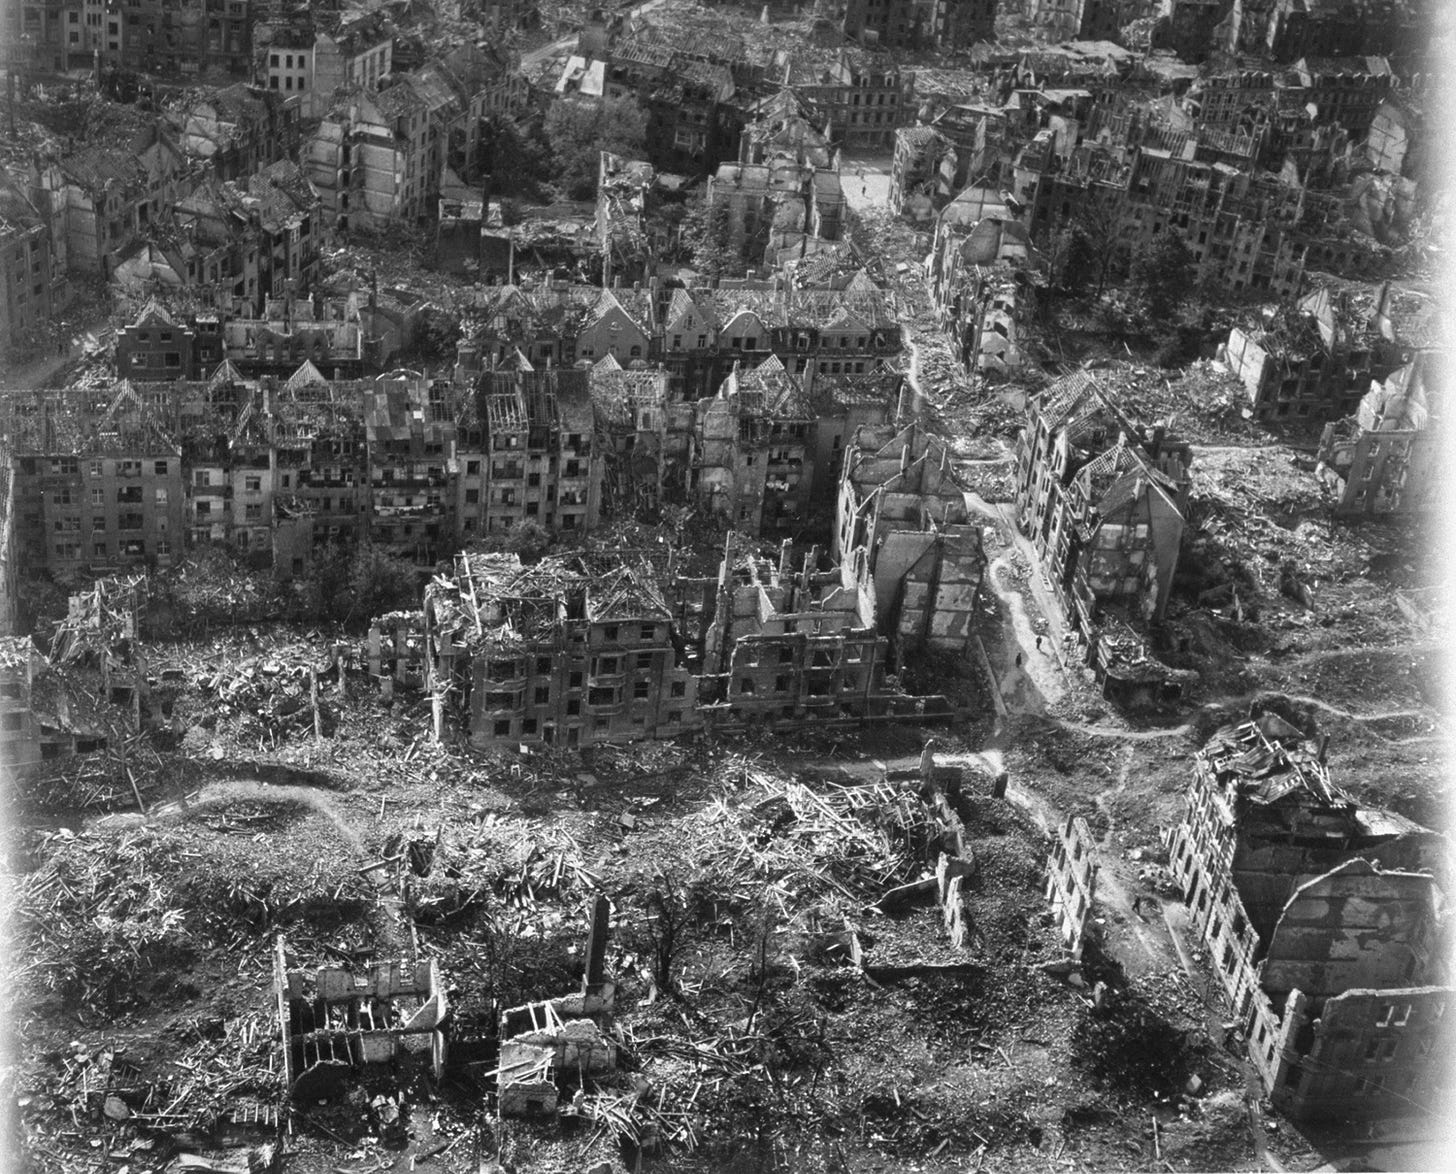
1015, 652, 1023, 668
1035, 635, 1043, 653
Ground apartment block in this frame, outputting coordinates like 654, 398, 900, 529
38, 124, 188, 278
0, 174, 54, 359
785, 50, 914, 151
695, 537, 906, 732
835, 421, 985, 661
890, 127, 957, 219
1166, 714, 1453, 1122
1316, 359, 1439, 518
842, 0, 998, 52
478, 368, 601, 537
271, 375, 370, 575
363, 372, 458, 570
424, 551, 699, 750
1015, 371, 1194, 707
929, 212, 1039, 381
686, 356, 902, 538
3, 386, 187, 576
170, 84, 305, 185
1222, 285, 1401, 423
256, 13, 393, 118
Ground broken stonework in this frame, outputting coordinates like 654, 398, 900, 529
1045, 815, 1097, 958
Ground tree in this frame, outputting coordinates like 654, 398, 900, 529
1131, 232, 1196, 317
1048, 221, 1100, 297
478, 116, 550, 201
296, 544, 419, 627
543, 97, 649, 201
1061, 195, 1123, 298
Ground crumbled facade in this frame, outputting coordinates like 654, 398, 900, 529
1015, 371, 1194, 707
1316, 358, 1438, 518
835, 421, 985, 661
1166, 715, 1453, 1122
274, 937, 446, 1103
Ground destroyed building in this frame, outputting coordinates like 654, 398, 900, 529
363, 371, 459, 569
929, 198, 1040, 381
1166, 715, 1454, 1122
1315, 357, 1439, 518
274, 937, 447, 1104
4, 385, 187, 575
835, 421, 985, 661
889, 127, 957, 220
1015, 371, 1194, 707
681, 355, 903, 538
475, 367, 602, 537
423, 551, 699, 750
696, 536, 952, 733
0, 171, 54, 358
1222, 285, 1404, 423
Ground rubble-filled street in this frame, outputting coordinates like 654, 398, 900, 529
1, 0, 1452, 1171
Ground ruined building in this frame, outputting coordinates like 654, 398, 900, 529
419, 524, 963, 751
678, 356, 903, 539
835, 421, 985, 662
0, 636, 116, 771
1015, 371, 1194, 707
473, 367, 601, 537
423, 551, 699, 750
363, 371, 459, 570
694, 535, 951, 734
1222, 285, 1403, 424
1167, 715, 1453, 1122
274, 938, 447, 1103
929, 204, 1040, 382
1316, 358, 1439, 518
4, 385, 187, 576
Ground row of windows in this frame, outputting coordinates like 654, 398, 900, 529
54, 539, 168, 560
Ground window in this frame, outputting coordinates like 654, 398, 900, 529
90, 488, 104, 506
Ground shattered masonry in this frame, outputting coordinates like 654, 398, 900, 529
1166, 714, 1454, 1121
1015, 370, 1196, 707
1045, 815, 1098, 959
274, 936, 447, 1103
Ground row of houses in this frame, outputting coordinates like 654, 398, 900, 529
0, 322, 911, 582
419, 416, 982, 751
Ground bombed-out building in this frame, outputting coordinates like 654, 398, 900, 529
1015, 371, 1194, 707
424, 551, 699, 750
684, 357, 903, 538
1167, 714, 1454, 1122
363, 371, 459, 569
694, 536, 951, 734
835, 421, 985, 662
1316, 358, 1439, 518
